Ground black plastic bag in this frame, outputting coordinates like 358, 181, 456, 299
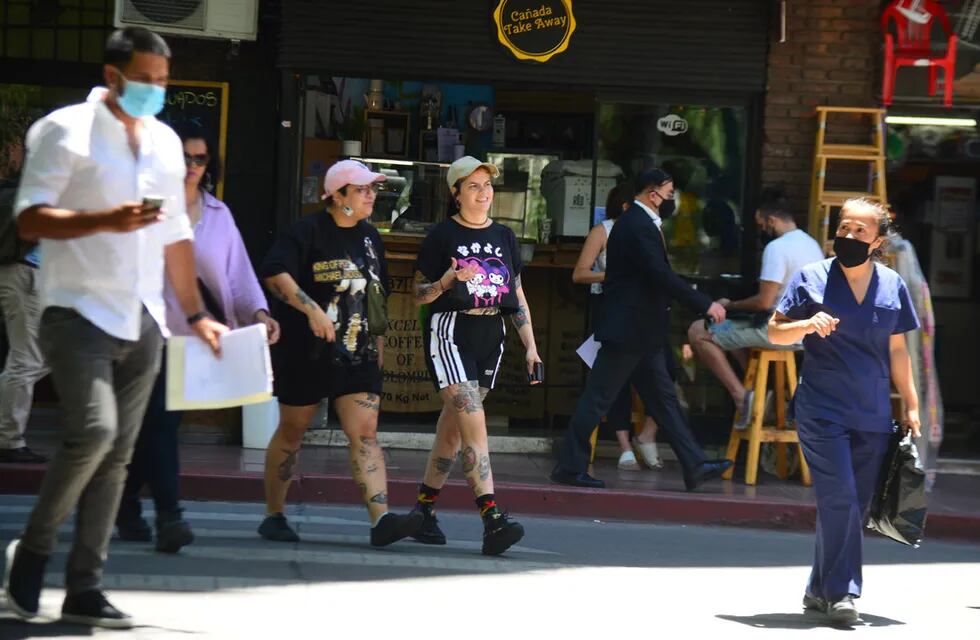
866, 423, 927, 547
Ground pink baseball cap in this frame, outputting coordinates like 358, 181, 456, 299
322, 160, 386, 198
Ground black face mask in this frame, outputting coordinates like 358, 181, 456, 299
833, 236, 872, 268
655, 194, 676, 219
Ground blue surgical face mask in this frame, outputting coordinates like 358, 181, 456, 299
115, 73, 166, 118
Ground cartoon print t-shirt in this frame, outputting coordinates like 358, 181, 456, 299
415, 218, 523, 315
260, 211, 389, 364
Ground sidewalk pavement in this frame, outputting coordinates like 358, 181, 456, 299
3, 429, 979, 543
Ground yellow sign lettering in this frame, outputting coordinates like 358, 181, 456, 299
493, 1, 576, 64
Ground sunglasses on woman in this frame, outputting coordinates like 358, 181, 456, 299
184, 153, 210, 168
350, 183, 382, 195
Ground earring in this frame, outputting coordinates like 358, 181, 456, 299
202, 172, 214, 193
343, 205, 354, 217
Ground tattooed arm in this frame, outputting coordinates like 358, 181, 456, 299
510, 276, 542, 380
264, 272, 336, 341
414, 259, 480, 306
414, 270, 452, 306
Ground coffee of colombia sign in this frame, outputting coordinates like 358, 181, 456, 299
493, 1, 576, 63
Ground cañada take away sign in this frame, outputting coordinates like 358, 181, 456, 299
493, 1, 577, 63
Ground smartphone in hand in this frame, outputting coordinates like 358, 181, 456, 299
142, 195, 164, 211
528, 361, 544, 385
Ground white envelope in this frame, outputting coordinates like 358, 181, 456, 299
576, 333, 601, 369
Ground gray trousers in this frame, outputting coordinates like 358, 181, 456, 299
21, 306, 162, 594
0, 263, 49, 449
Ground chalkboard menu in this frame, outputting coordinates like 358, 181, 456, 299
159, 81, 229, 199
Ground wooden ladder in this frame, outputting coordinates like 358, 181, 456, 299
808, 106, 888, 254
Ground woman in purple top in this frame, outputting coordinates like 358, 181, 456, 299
116, 125, 280, 553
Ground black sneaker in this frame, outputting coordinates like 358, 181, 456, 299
370, 511, 424, 547
155, 509, 194, 554
481, 510, 524, 556
411, 504, 447, 545
116, 516, 153, 542
61, 590, 133, 629
258, 513, 300, 542
0, 447, 48, 464
3, 539, 48, 620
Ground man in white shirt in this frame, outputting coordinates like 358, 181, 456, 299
687, 188, 824, 428
2, 27, 226, 629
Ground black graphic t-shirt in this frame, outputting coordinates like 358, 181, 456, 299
260, 211, 389, 363
415, 218, 523, 314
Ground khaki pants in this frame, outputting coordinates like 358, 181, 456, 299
21, 306, 161, 594
0, 263, 49, 449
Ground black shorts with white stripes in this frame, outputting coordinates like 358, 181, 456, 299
424, 311, 506, 391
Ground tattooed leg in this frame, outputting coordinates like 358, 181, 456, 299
336, 392, 389, 522
264, 403, 318, 515
440, 382, 494, 496
422, 405, 462, 488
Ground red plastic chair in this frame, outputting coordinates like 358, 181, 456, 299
881, 0, 958, 106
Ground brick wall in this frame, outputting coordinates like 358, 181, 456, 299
762, 0, 883, 227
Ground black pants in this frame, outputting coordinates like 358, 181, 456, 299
590, 294, 634, 436
559, 342, 706, 476
119, 348, 183, 521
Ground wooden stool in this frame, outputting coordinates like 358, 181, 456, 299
722, 349, 812, 486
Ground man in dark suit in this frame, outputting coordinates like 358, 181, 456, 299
552, 169, 734, 490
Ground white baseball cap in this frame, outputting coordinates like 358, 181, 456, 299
446, 156, 500, 189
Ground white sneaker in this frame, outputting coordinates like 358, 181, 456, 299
632, 438, 663, 469
827, 595, 859, 624
617, 451, 640, 471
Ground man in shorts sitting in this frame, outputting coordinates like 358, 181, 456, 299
687, 188, 824, 428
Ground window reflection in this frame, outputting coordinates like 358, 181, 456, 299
597, 103, 747, 276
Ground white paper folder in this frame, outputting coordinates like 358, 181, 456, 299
166, 324, 273, 411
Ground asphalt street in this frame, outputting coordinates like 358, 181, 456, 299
0, 494, 977, 639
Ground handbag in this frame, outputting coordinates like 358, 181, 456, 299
364, 278, 388, 336
866, 422, 927, 547
354, 241, 388, 337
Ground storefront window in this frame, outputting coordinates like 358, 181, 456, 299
487, 152, 558, 240
596, 103, 748, 276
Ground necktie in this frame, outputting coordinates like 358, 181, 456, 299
655, 222, 669, 265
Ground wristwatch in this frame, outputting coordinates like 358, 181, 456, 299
186, 310, 211, 325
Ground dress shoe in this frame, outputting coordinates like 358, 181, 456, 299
683, 459, 734, 491
550, 467, 605, 488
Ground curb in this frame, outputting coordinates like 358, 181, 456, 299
2, 465, 976, 544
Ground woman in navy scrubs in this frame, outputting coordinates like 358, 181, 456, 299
768, 198, 920, 624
